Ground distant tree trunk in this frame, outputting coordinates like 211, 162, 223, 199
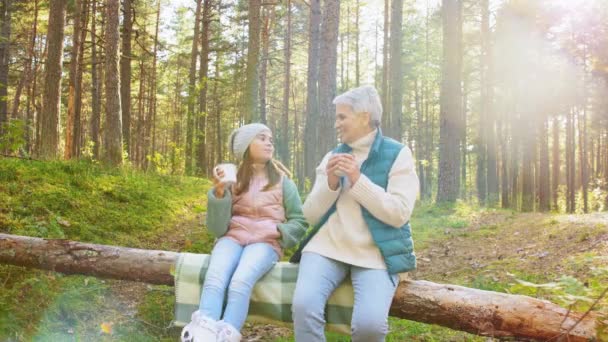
317, 0, 339, 157
477, 0, 489, 205
578, 106, 588, 213
539, 116, 550, 211
197, 0, 212, 176
355, 0, 360, 87
244, 0, 261, 123
259, 6, 274, 124
303, 0, 321, 186
566, 109, 575, 213
551, 116, 559, 210
23, 0, 39, 153
39, 0, 67, 159
90, 0, 101, 160
381, 0, 389, 126
213, 50, 222, 163
436, 0, 462, 202
12, 0, 37, 121
185, 0, 202, 175
388, 0, 403, 141
103, 0, 123, 166
65, 0, 87, 159
280, 0, 291, 166
521, 110, 535, 212
510, 114, 520, 210
414, 78, 426, 199
121, 0, 133, 158
149, 0, 160, 163
0, 0, 10, 136
499, 112, 509, 208
482, 0, 498, 206
74, 1, 89, 157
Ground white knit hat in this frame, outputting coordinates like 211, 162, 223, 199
228, 123, 271, 160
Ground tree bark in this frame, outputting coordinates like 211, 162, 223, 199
65, 0, 83, 160
303, 0, 321, 185
185, 0, 202, 175
0, 233, 597, 342
317, 0, 339, 156
196, 0, 212, 176
388, 0, 403, 141
552, 116, 559, 210
103, 0, 123, 166
539, 117, 550, 211
244, 0, 261, 123
280, 0, 291, 166
0, 0, 10, 136
38, 0, 67, 159
121, 0, 133, 158
90, 0, 101, 160
436, 0, 462, 202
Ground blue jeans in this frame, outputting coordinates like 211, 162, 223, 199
292, 252, 399, 342
199, 237, 278, 330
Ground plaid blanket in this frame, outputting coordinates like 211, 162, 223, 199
173, 252, 353, 335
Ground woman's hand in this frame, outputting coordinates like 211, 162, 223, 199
326, 154, 343, 190
212, 168, 226, 198
336, 154, 360, 185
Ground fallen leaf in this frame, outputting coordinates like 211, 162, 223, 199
100, 322, 113, 334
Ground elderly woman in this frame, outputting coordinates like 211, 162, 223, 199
290, 85, 419, 341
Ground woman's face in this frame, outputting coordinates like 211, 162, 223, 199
335, 103, 372, 144
248, 130, 274, 163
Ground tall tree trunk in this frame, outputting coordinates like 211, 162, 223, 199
149, 0, 160, 164
90, 0, 101, 160
244, 0, 261, 123
185, 0, 202, 175
381, 0, 389, 126
0, 0, 10, 137
578, 106, 588, 213
0, 233, 598, 342
355, 0, 360, 87
303, 0, 321, 186
279, 0, 291, 166
539, 116, 550, 211
74, 1, 89, 158
103, 0, 123, 166
24, 0, 39, 153
65, 0, 83, 159
566, 109, 575, 213
214, 50, 221, 164
437, 0, 462, 202
317, 0, 339, 156
551, 116, 559, 210
259, 6, 274, 124
388, 0, 403, 141
39, 0, 67, 159
197, 0, 211, 176
521, 112, 535, 212
121, 0, 133, 158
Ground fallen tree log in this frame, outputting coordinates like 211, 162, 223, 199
0, 233, 597, 341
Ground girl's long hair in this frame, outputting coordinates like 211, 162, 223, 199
233, 149, 292, 196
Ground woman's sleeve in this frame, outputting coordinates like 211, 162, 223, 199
277, 178, 309, 249
348, 146, 419, 228
205, 187, 233, 237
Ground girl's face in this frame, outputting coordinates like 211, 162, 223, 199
248, 130, 274, 163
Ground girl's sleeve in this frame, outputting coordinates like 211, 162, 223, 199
205, 187, 233, 237
277, 178, 309, 249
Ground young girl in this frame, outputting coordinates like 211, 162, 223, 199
181, 123, 308, 342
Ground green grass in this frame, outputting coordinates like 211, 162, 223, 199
0, 158, 210, 340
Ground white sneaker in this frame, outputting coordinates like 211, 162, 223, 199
180, 310, 219, 342
216, 321, 242, 342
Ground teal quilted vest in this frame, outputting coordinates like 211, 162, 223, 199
291, 130, 416, 274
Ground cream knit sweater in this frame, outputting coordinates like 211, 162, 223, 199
302, 129, 419, 269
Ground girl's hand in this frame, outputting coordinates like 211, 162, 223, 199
213, 168, 226, 198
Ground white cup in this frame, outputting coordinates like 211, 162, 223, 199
332, 152, 351, 177
213, 163, 237, 184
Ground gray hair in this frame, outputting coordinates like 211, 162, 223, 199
332, 85, 382, 127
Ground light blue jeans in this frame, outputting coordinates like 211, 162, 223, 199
292, 252, 399, 342
199, 237, 278, 330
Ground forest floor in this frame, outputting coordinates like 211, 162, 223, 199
0, 158, 606, 341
